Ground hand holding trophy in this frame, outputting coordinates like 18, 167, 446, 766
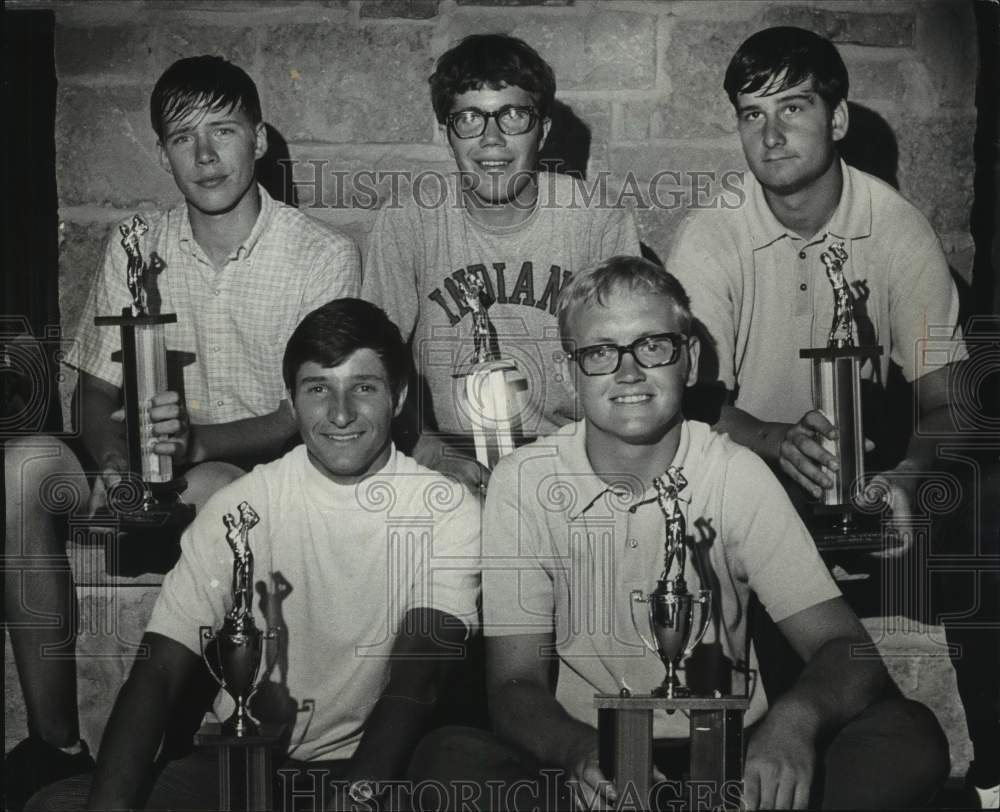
799, 240, 883, 543
93, 214, 194, 529
453, 270, 529, 470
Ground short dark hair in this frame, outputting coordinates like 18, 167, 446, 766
556, 256, 693, 351
724, 27, 849, 111
282, 298, 411, 402
429, 34, 556, 124
150, 55, 262, 140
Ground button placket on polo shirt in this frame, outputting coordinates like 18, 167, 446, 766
792, 240, 812, 317
620, 499, 668, 590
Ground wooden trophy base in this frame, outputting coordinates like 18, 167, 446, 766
195, 722, 286, 812
596, 693, 749, 811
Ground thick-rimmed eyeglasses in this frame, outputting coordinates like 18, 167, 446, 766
446, 105, 539, 139
567, 332, 689, 376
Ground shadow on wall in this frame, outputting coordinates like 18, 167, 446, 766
258, 123, 298, 207
840, 102, 899, 190
539, 99, 591, 180
539, 99, 663, 265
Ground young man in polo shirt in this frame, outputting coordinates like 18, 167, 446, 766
4, 55, 360, 808
668, 27, 1000, 806
409, 256, 947, 810
362, 34, 640, 489
26, 298, 480, 812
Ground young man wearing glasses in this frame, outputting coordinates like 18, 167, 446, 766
408, 255, 948, 811
362, 34, 639, 489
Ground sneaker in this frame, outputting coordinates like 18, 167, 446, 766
968, 760, 1000, 810
3, 737, 95, 811
974, 784, 1000, 810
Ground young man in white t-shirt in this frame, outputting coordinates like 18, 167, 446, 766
26, 298, 479, 812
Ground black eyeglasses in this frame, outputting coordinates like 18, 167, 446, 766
567, 333, 688, 376
446, 105, 539, 139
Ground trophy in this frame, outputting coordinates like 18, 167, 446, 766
94, 215, 192, 527
201, 502, 276, 737
452, 270, 529, 469
799, 241, 883, 538
629, 468, 712, 698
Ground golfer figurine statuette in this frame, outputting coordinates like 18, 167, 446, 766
201, 502, 276, 737
94, 214, 192, 526
629, 466, 712, 698
453, 269, 529, 470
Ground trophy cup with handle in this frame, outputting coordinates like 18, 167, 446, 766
200, 501, 277, 737
598, 469, 745, 811
452, 269, 529, 470
629, 468, 712, 698
799, 241, 883, 545
93, 214, 193, 529
195, 502, 283, 811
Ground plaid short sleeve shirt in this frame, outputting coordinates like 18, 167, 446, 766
65, 187, 360, 425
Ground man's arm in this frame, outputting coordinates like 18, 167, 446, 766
77, 370, 128, 475
410, 432, 489, 495
864, 363, 954, 509
718, 363, 959, 508
715, 404, 840, 500
487, 633, 618, 810
186, 398, 298, 466
744, 597, 889, 810
343, 608, 470, 793
86, 633, 202, 810
78, 368, 297, 474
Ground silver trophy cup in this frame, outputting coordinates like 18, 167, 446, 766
200, 502, 276, 736
631, 581, 712, 698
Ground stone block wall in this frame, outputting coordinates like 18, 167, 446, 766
50, 0, 977, 341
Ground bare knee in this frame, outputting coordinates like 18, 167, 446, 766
5, 436, 88, 555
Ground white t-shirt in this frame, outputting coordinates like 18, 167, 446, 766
148, 444, 481, 761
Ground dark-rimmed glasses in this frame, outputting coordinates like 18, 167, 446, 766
446, 105, 539, 139
567, 332, 688, 376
